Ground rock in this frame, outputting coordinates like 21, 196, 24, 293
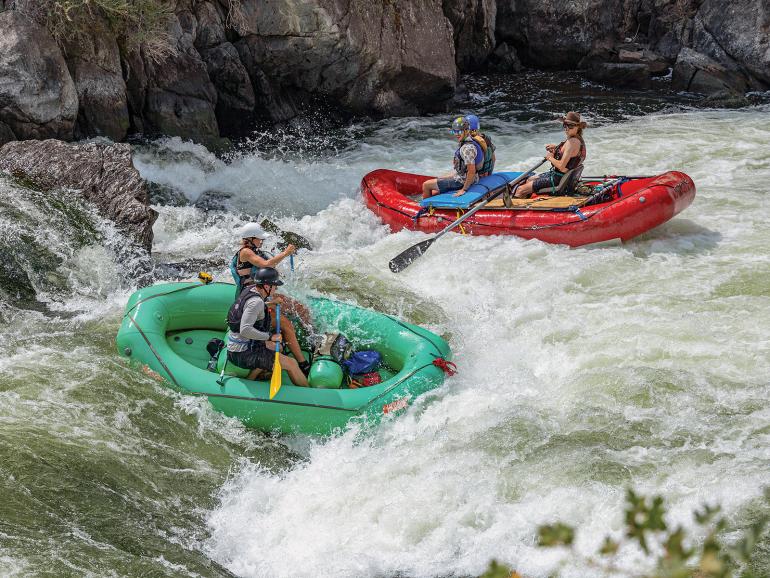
194, 1, 227, 50
139, 13, 221, 145
0, 11, 78, 141
442, 0, 497, 71
0, 122, 15, 146
63, 14, 130, 141
672, 47, 748, 95
232, 0, 456, 119
700, 90, 751, 108
496, 0, 627, 68
618, 48, 670, 76
487, 41, 524, 73
587, 62, 652, 89
193, 190, 232, 212
695, 0, 770, 89
0, 140, 157, 250
146, 181, 189, 207
199, 42, 256, 135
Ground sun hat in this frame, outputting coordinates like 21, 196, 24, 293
559, 111, 587, 129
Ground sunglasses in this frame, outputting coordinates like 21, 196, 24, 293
563, 122, 578, 129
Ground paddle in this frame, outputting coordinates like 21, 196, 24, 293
388, 158, 547, 273
269, 304, 282, 399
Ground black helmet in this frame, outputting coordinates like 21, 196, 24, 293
252, 267, 284, 286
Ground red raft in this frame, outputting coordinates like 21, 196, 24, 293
360, 169, 696, 246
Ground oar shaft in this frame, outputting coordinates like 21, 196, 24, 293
431, 158, 546, 242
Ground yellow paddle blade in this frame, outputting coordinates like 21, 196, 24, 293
269, 350, 282, 399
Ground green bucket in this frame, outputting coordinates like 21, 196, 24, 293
308, 356, 344, 389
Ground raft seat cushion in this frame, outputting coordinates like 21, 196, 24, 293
419, 171, 523, 209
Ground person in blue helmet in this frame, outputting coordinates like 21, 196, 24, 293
421, 114, 496, 199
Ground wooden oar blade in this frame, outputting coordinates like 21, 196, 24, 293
389, 238, 435, 273
269, 351, 282, 399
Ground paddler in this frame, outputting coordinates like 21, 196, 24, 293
514, 111, 587, 198
226, 268, 309, 386
421, 114, 496, 199
230, 223, 312, 375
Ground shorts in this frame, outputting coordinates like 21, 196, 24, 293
532, 170, 564, 194
436, 176, 464, 194
227, 343, 274, 372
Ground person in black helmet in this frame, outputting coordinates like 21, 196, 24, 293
226, 268, 309, 386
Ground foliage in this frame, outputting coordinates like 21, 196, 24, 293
482, 489, 769, 578
15, 0, 174, 54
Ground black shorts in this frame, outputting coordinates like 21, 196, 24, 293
532, 170, 563, 194
228, 344, 274, 372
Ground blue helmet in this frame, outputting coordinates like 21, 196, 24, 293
465, 114, 480, 131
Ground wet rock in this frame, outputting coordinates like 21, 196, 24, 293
63, 14, 130, 141
618, 48, 670, 76
193, 190, 232, 212
0, 11, 78, 141
700, 90, 751, 108
443, 0, 497, 71
199, 42, 256, 135
587, 62, 652, 90
0, 140, 157, 250
672, 47, 748, 95
146, 181, 189, 207
487, 41, 524, 73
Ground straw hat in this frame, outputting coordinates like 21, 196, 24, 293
558, 111, 588, 129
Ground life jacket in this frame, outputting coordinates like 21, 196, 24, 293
453, 133, 496, 178
553, 136, 586, 172
227, 287, 271, 334
230, 247, 272, 291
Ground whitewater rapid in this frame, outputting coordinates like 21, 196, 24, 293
1, 97, 769, 577
137, 107, 770, 577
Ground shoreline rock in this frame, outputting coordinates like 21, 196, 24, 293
0, 139, 157, 250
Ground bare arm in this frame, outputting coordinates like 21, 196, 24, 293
453, 163, 477, 197
546, 139, 580, 172
241, 245, 296, 268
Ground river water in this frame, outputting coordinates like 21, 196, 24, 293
1, 74, 769, 577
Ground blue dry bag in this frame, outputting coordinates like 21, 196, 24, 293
342, 350, 381, 375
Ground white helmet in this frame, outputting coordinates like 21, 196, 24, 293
239, 223, 271, 240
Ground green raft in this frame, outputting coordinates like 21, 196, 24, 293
115, 282, 452, 435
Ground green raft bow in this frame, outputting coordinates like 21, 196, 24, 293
116, 282, 453, 435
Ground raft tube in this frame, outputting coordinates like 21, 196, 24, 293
361, 169, 696, 246
116, 282, 452, 435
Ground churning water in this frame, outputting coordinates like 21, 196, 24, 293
1, 75, 769, 577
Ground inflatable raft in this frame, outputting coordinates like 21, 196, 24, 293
361, 169, 696, 246
116, 282, 452, 435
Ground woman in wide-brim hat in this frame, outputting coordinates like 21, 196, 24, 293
513, 111, 588, 198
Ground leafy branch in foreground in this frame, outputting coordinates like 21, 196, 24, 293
483, 489, 769, 578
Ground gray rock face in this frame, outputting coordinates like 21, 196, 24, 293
0, 11, 78, 140
200, 42, 256, 132
496, 0, 627, 68
0, 122, 15, 146
587, 62, 652, 89
63, 16, 130, 141
694, 0, 770, 89
233, 0, 456, 118
443, 0, 497, 71
0, 140, 157, 250
672, 47, 748, 95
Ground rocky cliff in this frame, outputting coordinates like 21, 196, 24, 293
0, 0, 767, 147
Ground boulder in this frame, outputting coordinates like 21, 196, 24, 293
487, 41, 524, 72
672, 47, 748, 95
0, 11, 78, 141
442, 0, 497, 71
199, 42, 256, 135
587, 62, 652, 89
63, 14, 130, 141
137, 13, 221, 145
232, 0, 456, 119
0, 140, 157, 250
695, 0, 770, 89
496, 0, 627, 68
619, 48, 670, 75
0, 122, 15, 146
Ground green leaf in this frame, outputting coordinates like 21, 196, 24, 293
537, 523, 575, 547
599, 536, 619, 556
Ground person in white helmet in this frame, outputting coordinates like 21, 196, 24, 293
229, 223, 311, 375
